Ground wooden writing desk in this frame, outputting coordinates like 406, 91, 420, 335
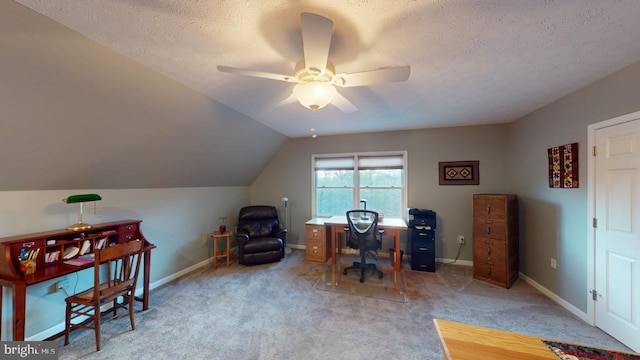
323, 216, 408, 272
434, 318, 561, 359
0, 220, 156, 340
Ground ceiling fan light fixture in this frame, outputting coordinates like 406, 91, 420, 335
293, 82, 336, 110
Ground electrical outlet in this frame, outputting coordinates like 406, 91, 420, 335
457, 235, 465, 244
202, 234, 208, 244
550, 258, 557, 269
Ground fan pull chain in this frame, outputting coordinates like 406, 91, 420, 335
310, 110, 317, 138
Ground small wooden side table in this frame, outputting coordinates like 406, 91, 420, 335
211, 231, 232, 268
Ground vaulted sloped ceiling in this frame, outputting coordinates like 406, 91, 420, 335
12, 0, 640, 138
0, 1, 286, 190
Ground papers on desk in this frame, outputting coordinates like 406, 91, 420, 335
64, 254, 94, 266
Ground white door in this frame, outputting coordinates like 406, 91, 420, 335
594, 119, 640, 352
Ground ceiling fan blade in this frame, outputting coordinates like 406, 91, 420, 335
331, 91, 358, 114
333, 65, 411, 87
217, 65, 297, 83
300, 12, 334, 75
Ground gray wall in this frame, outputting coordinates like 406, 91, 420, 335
509, 60, 640, 311
251, 125, 511, 262
0, 187, 249, 340
252, 58, 640, 316
5, 0, 640, 340
0, 2, 283, 339
0, 1, 286, 190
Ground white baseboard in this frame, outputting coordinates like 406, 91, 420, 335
292, 244, 473, 266
27, 256, 214, 341
437, 258, 473, 266
518, 272, 588, 322
29, 252, 586, 341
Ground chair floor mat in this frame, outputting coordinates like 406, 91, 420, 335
314, 255, 408, 303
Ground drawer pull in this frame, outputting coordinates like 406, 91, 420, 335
125, 234, 134, 240
487, 247, 491, 256
419, 233, 428, 236
418, 247, 428, 251
486, 226, 491, 234
486, 259, 493, 265
486, 205, 491, 214
484, 239, 494, 245
488, 267, 492, 277
22, 242, 36, 248
312, 245, 318, 254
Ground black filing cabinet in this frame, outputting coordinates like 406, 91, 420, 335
408, 208, 436, 272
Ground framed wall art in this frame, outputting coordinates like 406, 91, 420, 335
439, 161, 479, 185
548, 142, 578, 188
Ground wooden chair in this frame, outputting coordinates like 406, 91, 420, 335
64, 240, 143, 351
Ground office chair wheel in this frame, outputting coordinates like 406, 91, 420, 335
378, 273, 383, 279
343, 269, 348, 275
360, 276, 365, 283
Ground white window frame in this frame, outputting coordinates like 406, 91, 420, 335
311, 151, 408, 218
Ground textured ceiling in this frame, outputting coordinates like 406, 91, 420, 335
14, 0, 640, 138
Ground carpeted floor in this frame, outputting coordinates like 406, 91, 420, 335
56, 249, 631, 359
314, 258, 408, 303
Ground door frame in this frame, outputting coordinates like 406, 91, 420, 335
586, 109, 640, 326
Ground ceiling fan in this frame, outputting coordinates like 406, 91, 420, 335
217, 12, 411, 113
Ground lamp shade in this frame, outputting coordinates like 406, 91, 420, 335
63, 193, 101, 231
293, 82, 337, 110
63, 194, 102, 203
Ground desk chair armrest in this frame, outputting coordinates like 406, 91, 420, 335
377, 229, 385, 249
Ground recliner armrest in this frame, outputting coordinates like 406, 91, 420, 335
275, 227, 287, 238
236, 232, 250, 245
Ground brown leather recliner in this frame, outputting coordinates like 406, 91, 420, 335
236, 205, 286, 265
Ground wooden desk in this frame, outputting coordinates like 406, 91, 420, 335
434, 319, 560, 359
323, 216, 408, 272
0, 220, 156, 340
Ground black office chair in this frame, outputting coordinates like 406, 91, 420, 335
343, 210, 384, 283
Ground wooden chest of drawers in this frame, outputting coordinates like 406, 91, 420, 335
305, 222, 330, 262
472, 194, 519, 288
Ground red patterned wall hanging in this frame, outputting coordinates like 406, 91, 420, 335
439, 161, 479, 185
548, 142, 579, 188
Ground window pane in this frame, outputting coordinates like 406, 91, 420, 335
316, 170, 353, 187
316, 188, 353, 217
359, 169, 402, 187
313, 152, 405, 218
360, 188, 403, 218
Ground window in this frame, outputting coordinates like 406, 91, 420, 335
313, 152, 407, 218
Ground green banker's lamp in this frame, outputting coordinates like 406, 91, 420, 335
63, 194, 102, 231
